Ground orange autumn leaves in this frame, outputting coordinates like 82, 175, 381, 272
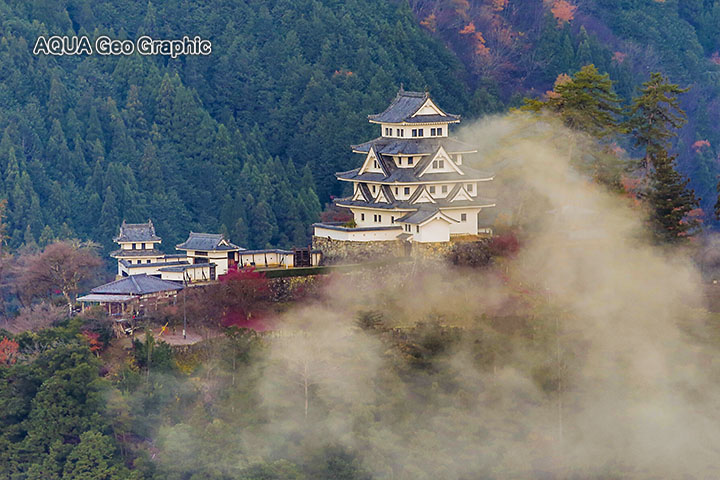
459, 22, 490, 56
548, 0, 578, 25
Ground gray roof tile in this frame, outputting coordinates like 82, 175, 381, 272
91, 274, 183, 295
367, 90, 459, 124
113, 220, 161, 243
176, 232, 242, 251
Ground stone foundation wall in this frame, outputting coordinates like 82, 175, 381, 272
313, 236, 482, 264
312, 236, 405, 264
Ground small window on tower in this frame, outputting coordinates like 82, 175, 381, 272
461, 213, 467, 222
442, 185, 448, 193
416, 225, 420, 233
408, 157, 414, 165
147, 259, 151, 264
373, 214, 377, 222
412, 129, 418, 137
378, 215, 382, 222
418, 129, 424, 136
432, 161, 438, 169
398, 157, 402, 165
374, 160, 379, 169
361, 213, 365, 221
404, 187, 410, 195
437, 127, 443, 136
372, 185, 376, 193
395, 187, 399, 194
438, 160, 445, 168
430, 128, 436, 136
132, 243, 137, 249
391, 216, 395, 224
429, 186, 436, 194
467, 183, 474, 192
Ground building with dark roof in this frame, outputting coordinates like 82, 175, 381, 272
111, 220, 167, 275
313, 87, 496, 244
77, 274, 183, 317
176, 232, 243, 276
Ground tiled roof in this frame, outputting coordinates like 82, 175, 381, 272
336, 165, 494, 183
351, 137, 476, 155
110, 249, 166, 258
90, 274, 183, 295
176, 232, 243, 251
113, 220, 161, 243
335, 196, 496, 210
367, 89, 459, 124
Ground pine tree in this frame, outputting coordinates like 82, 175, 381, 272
522, 64, 622, 138
626, 72, 689, 169
648, 150, 700, 243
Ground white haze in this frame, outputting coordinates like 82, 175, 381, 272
156, 114, 720, 479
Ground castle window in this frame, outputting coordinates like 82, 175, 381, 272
467, 183, 474, 192
442, 185, 448, 194
132, 243, 137, 249
395, 187, 399, 194
398, 157, 402, 165
391, 216, 395, 224
439, 160, 445, 168
361, 213, 365, 221
430, 128, 436, 136
432, 161, 438, 169
461, 213, 467, 222
416, 225, 420, 233
147, 259, 151, 264
412, 129, 418, 137
437, 127, 443, 136
378, 215, 382, 222
373, 214, 377, 222
141, 243, 146, 249
372, 185, 376, 193
397, 128, 404, 136
374, 160, 379, 169
429, 186, 436, 194
404, 187, 410, 195
418, 129, 424, 136
408, 157, 414, 165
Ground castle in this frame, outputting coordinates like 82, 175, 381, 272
313, 88, 496, 256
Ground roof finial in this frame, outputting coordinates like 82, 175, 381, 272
399, 82, 404, 93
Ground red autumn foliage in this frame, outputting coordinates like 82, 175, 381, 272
81, 330, 103, 354
692, 140, 711, 152
487, 232, 520, 258
492, 0, 508, 11
215, 267, 272, 330
420, 13, 437, 32
551, 0, 577, 25
0, 337, 19, 365
459, 22, 476, 35
320, 202, 354, 223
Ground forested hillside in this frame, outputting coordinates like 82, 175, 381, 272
0, 0, 477, 253
407, 0, 720, 223
3, 0, 720, 256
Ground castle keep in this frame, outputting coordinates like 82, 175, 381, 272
313, 88, 496, 256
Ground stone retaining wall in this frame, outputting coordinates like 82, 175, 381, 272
312, 235, 481, 264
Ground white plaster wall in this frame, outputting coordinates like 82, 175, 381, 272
415, 218, 450, 243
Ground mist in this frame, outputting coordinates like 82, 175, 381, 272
153, 114, 720, 479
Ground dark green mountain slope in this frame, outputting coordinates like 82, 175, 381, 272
0, 0, 478, 251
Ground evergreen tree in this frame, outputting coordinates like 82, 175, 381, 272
522, 64, 623, 138
626, 72, 689, 169
648, 150, 700, 243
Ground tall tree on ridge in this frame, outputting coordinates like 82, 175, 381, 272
625, 72, 689, 171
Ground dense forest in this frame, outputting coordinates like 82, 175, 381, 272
0, 0, 479, 253
2, 0, 720, 254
